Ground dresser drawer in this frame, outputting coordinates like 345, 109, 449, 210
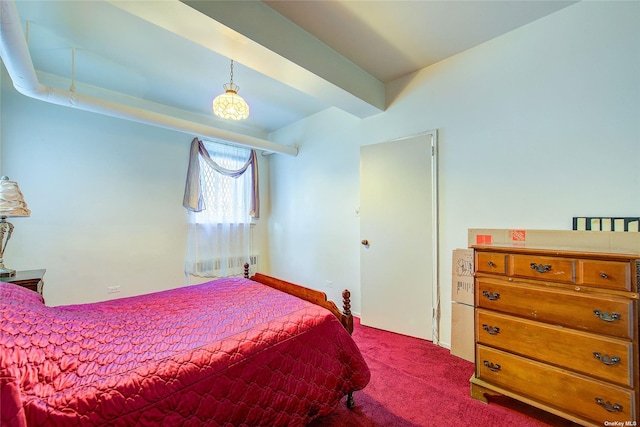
580, 259, 632, 292
511, 254, 576, 283
477, 345, 636, 424
476, 251, 508, 275
476, 278, 635, 339
477, 309, 634, 387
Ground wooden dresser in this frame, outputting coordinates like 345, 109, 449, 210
469, 244, 639, 426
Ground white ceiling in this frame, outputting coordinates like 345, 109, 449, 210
7, 0, 577, 139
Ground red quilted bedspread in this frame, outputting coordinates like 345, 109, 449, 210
0, 278, 370, 426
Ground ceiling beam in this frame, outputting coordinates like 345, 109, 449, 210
108, 0, 385, 119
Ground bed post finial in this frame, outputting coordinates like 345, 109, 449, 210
342, 289, 351, 316
244, 262, 250, 279
342, 289, 354, 334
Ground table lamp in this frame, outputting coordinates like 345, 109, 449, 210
0, 176, 30, 277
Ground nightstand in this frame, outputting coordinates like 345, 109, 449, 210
2, 269, 46, 294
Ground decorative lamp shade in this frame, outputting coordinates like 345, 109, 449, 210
0, 176, 30, 218
212, 59, 249, 121
213, 84, 250, 120
0, 176, 29, 276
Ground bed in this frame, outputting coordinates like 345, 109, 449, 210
0, 271, 370, 426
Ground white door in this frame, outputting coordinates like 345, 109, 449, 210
360, 132, 437, 340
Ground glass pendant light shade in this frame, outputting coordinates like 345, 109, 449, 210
213, 83, 250, 120
213, 60, 250, 120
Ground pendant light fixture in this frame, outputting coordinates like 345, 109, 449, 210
212, 59, 250, 120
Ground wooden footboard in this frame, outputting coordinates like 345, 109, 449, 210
244, 265, 358, 408
245, 266, 354, 334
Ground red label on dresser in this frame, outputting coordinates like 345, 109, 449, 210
510, 230, 526, 241
475, 234, 493, 244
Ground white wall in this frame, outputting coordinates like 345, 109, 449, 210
0, 77, 271, 306
268, 1, 640, 347
268, 108, 363, 309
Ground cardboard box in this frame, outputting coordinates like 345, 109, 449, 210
452, 249, 474, 305
450, 302, 474, 362
468, 228, 640, 254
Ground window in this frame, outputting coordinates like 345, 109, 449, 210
183, 138, 259, 278
193, 141, 252, 225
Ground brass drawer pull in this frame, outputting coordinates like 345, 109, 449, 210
482, 324, 500, 335
593, 352, 621, 366
483, 360, 501, 372
487, 261, 496, 267
600, 272, 608, 279
530, 263, 552, 273
595, 397, 623, 413
482, 290, 500, 301
593, 309, 621, 322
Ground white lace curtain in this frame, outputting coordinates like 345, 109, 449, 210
183, 138, 259, 278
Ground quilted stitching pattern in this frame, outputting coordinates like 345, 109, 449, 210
0, 279, 370, 426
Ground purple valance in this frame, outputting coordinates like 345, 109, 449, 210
183, 137, 260, 218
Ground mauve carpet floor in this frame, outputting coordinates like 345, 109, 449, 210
310, 318, 578, 427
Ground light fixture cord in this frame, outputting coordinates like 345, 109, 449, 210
230, 60, 235, 85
